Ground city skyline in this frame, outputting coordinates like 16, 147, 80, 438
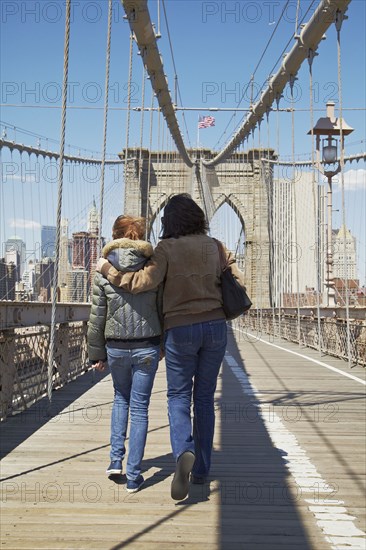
1, 0, 365, 290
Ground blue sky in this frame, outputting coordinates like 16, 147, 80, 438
1, 0, 365, 282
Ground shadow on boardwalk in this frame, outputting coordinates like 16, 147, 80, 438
0, 331, 338, 549
0, 369, 109, 460
104, 331, 314, 550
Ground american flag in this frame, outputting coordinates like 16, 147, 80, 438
198, 115, 215, 129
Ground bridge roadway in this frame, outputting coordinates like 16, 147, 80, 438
1, 327, 365, 550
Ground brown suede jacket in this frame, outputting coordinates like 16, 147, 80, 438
99, 234, 246, 330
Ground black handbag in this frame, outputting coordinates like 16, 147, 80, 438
214, 239, 252, 320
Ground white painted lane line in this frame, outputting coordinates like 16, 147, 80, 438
225, 352, 366, 550
233, 328, 366, 386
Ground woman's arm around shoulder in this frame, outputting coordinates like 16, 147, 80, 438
97, 242, 168, 293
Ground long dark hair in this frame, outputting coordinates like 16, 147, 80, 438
161, 194, 208, 239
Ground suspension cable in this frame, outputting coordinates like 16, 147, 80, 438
139, 66, 147, 215
98, 0, 113, 254
214, 0, 290, 150
308, 48, 323, 356
290, 76, 301, 343
266, 106, 276, 337
161, 0, 192, 147
275, 93, 283, 338
145, 92, 155, 235
295, 0, 301, 37
257, 121, 263, 326
125, 32, 134, 162
336, 10, 352, 368
48, 0, 71, 413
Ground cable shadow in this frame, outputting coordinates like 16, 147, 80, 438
0, 368, 109, 459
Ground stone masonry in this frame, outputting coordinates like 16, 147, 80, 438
121, 148, 276, 308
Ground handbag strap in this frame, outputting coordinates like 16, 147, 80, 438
213, 238, 229, 272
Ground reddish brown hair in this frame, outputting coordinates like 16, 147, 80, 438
112, 216, 146, 240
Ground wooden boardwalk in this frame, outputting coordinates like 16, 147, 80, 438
1, 328, 365, 550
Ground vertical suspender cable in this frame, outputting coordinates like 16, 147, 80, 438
146, 93, 155, 236
139, 68, 146, 153
156, 107, 162, 237
336, 11, 352, 367
125, 32, 133, 209
139, 67, 146, 216
290, 77, 301, 343
48, 0, 71, 413
295, 0, 301, 37
308, 49, 323, 355
267, 108, 276, 336
257, 122, 263, 327
98, 0, 113, 254
276, 96, 282, 339
125, 32, 134, 163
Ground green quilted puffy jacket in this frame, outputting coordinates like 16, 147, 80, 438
87, 238, 162, 362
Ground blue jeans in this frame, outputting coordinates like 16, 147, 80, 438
107, 345, 159, 481
164, 320, 227, 477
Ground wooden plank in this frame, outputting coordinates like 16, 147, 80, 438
1, 331, 365, 549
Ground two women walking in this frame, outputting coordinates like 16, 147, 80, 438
88, 193, 246, 501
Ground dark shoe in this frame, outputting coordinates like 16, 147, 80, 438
106, 460, 122, 475
126, 475, 144, 493
191, 474, 206, 485
171, 451, 195, 500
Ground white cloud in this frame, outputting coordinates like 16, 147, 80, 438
331, 168, 366, 191
9, 219, 41, 230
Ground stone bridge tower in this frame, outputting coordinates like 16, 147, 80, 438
121, 148, 276, 308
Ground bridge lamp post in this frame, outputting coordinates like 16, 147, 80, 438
308, 101, 353, 308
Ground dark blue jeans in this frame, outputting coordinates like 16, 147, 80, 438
107, 345, 159, 481
164, 320, 227, 477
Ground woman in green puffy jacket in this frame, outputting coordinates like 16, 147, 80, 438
87, 215, 162, 494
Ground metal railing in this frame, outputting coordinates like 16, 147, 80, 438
238, 309, 366, 367
0, 322, 89, 421
1, 303, 365, 421
0, 302, 91, 421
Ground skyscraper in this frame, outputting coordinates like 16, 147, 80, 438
88, 198, 99, 235
34, 258, 55, 301
59, 219, 70, 287
41, 226, 56, 259
333, 225, 358, 280
0, 258, 16, 300
272, 171, 325, 306
5, 236, 26, 279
